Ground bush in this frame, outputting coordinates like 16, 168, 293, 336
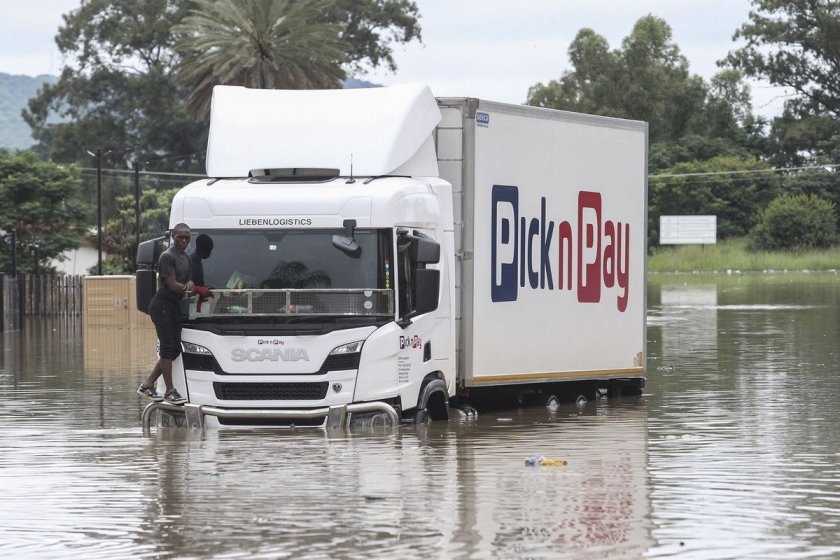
750, 193, 839, 250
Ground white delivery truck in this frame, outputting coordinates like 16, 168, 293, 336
136, 83, 647, 429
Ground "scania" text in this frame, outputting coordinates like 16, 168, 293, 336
231, 348, 311, 362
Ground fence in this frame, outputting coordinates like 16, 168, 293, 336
0, 274, 84, 330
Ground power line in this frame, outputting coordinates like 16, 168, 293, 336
651, 162, 840, 179
70, 160, 840, 186
78, 167, 206, 178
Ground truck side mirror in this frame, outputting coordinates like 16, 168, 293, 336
136, 236, 165, 314
136, 270, 156, 314
136, 237, 164, 268
413, 237, 440, 264
414, 268, 440, 315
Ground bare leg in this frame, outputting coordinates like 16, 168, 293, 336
143, 361, 162, 388
159, 358, 174, 392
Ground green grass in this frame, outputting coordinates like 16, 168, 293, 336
648, 237, 840, 273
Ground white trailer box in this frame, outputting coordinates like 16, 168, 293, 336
136, 84, 646, 428
436, 98, 647, 388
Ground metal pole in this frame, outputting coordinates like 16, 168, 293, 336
33, 244, 40, 316
18, 271, 25, 326
96, 148, 103, 276
134, 162, 141, 257
10, 229, 17, 276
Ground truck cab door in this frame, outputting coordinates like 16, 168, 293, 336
394, 229, 451, 416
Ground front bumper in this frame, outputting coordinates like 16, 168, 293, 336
141, 400, 399, 433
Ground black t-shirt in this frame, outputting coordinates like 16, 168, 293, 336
157, 247, 191, 301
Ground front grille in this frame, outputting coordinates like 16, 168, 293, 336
184, 352, 360, 375
213, 382, 329, 400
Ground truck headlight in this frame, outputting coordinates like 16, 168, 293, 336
182, 342, 213, 355
330, 341, 364, 355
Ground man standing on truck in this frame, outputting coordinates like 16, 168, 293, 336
137, 223, 194, 405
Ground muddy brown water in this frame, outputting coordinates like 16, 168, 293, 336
1, 273, 839, 559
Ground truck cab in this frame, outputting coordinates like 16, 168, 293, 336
138, 84, 455, 427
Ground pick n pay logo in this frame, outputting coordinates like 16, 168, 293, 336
490, 185, 632, 312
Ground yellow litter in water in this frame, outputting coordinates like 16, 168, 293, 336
525, 456, 567, 467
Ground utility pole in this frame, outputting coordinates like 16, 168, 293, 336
96, 148, 103, 275
87, 148, 110, 275
133, 161, 141, 256
10, 229, 17, 276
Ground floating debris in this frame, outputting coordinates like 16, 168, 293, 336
363, 496, 387, 502
525, 456, 567, 467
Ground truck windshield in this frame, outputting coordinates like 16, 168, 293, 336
182, 229, 394, 320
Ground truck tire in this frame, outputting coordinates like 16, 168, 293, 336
416, 378, 449, 422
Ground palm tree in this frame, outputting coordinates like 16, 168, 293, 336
173, 0, 348, 119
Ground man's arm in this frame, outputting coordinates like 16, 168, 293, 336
163, 274, 194, 295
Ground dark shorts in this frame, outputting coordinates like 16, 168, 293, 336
149, 294, 182, 360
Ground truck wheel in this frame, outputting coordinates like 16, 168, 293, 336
417, 378, 450, 421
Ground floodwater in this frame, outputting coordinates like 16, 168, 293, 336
1, 274, 839, 559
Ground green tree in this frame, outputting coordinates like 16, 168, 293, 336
649, 156, 781, 245
727, 0, 840, 119
526, 28, 619, 116
750, 193, 839, 250
726, 1, 840, 164
98, 187, 179, 274
24, 0, 422, 165
173, 0, 349, 119
782, 134, 840, 214
528, 16, 761, 150
618, 15, 708, 143
764, 110, 840, 167
649, 135, 750, 172
328, 0, 421, 74
0, 150, 90, 273
23, 0, 204, 169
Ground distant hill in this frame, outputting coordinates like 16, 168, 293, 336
343, 77, 379, 89
0, 73, 377, 151
0, 73, 55, 150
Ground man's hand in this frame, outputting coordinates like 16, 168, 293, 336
184, 280, 195, 294
194, 286, 214, 299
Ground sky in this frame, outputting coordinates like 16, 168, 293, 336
0, 0, 790, 118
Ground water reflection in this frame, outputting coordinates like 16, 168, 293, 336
130, 405, 651, 559
1, 319, 652, 558
646, 274, 840, 558
83, 325, 158, 373
3, 274, 840, 558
